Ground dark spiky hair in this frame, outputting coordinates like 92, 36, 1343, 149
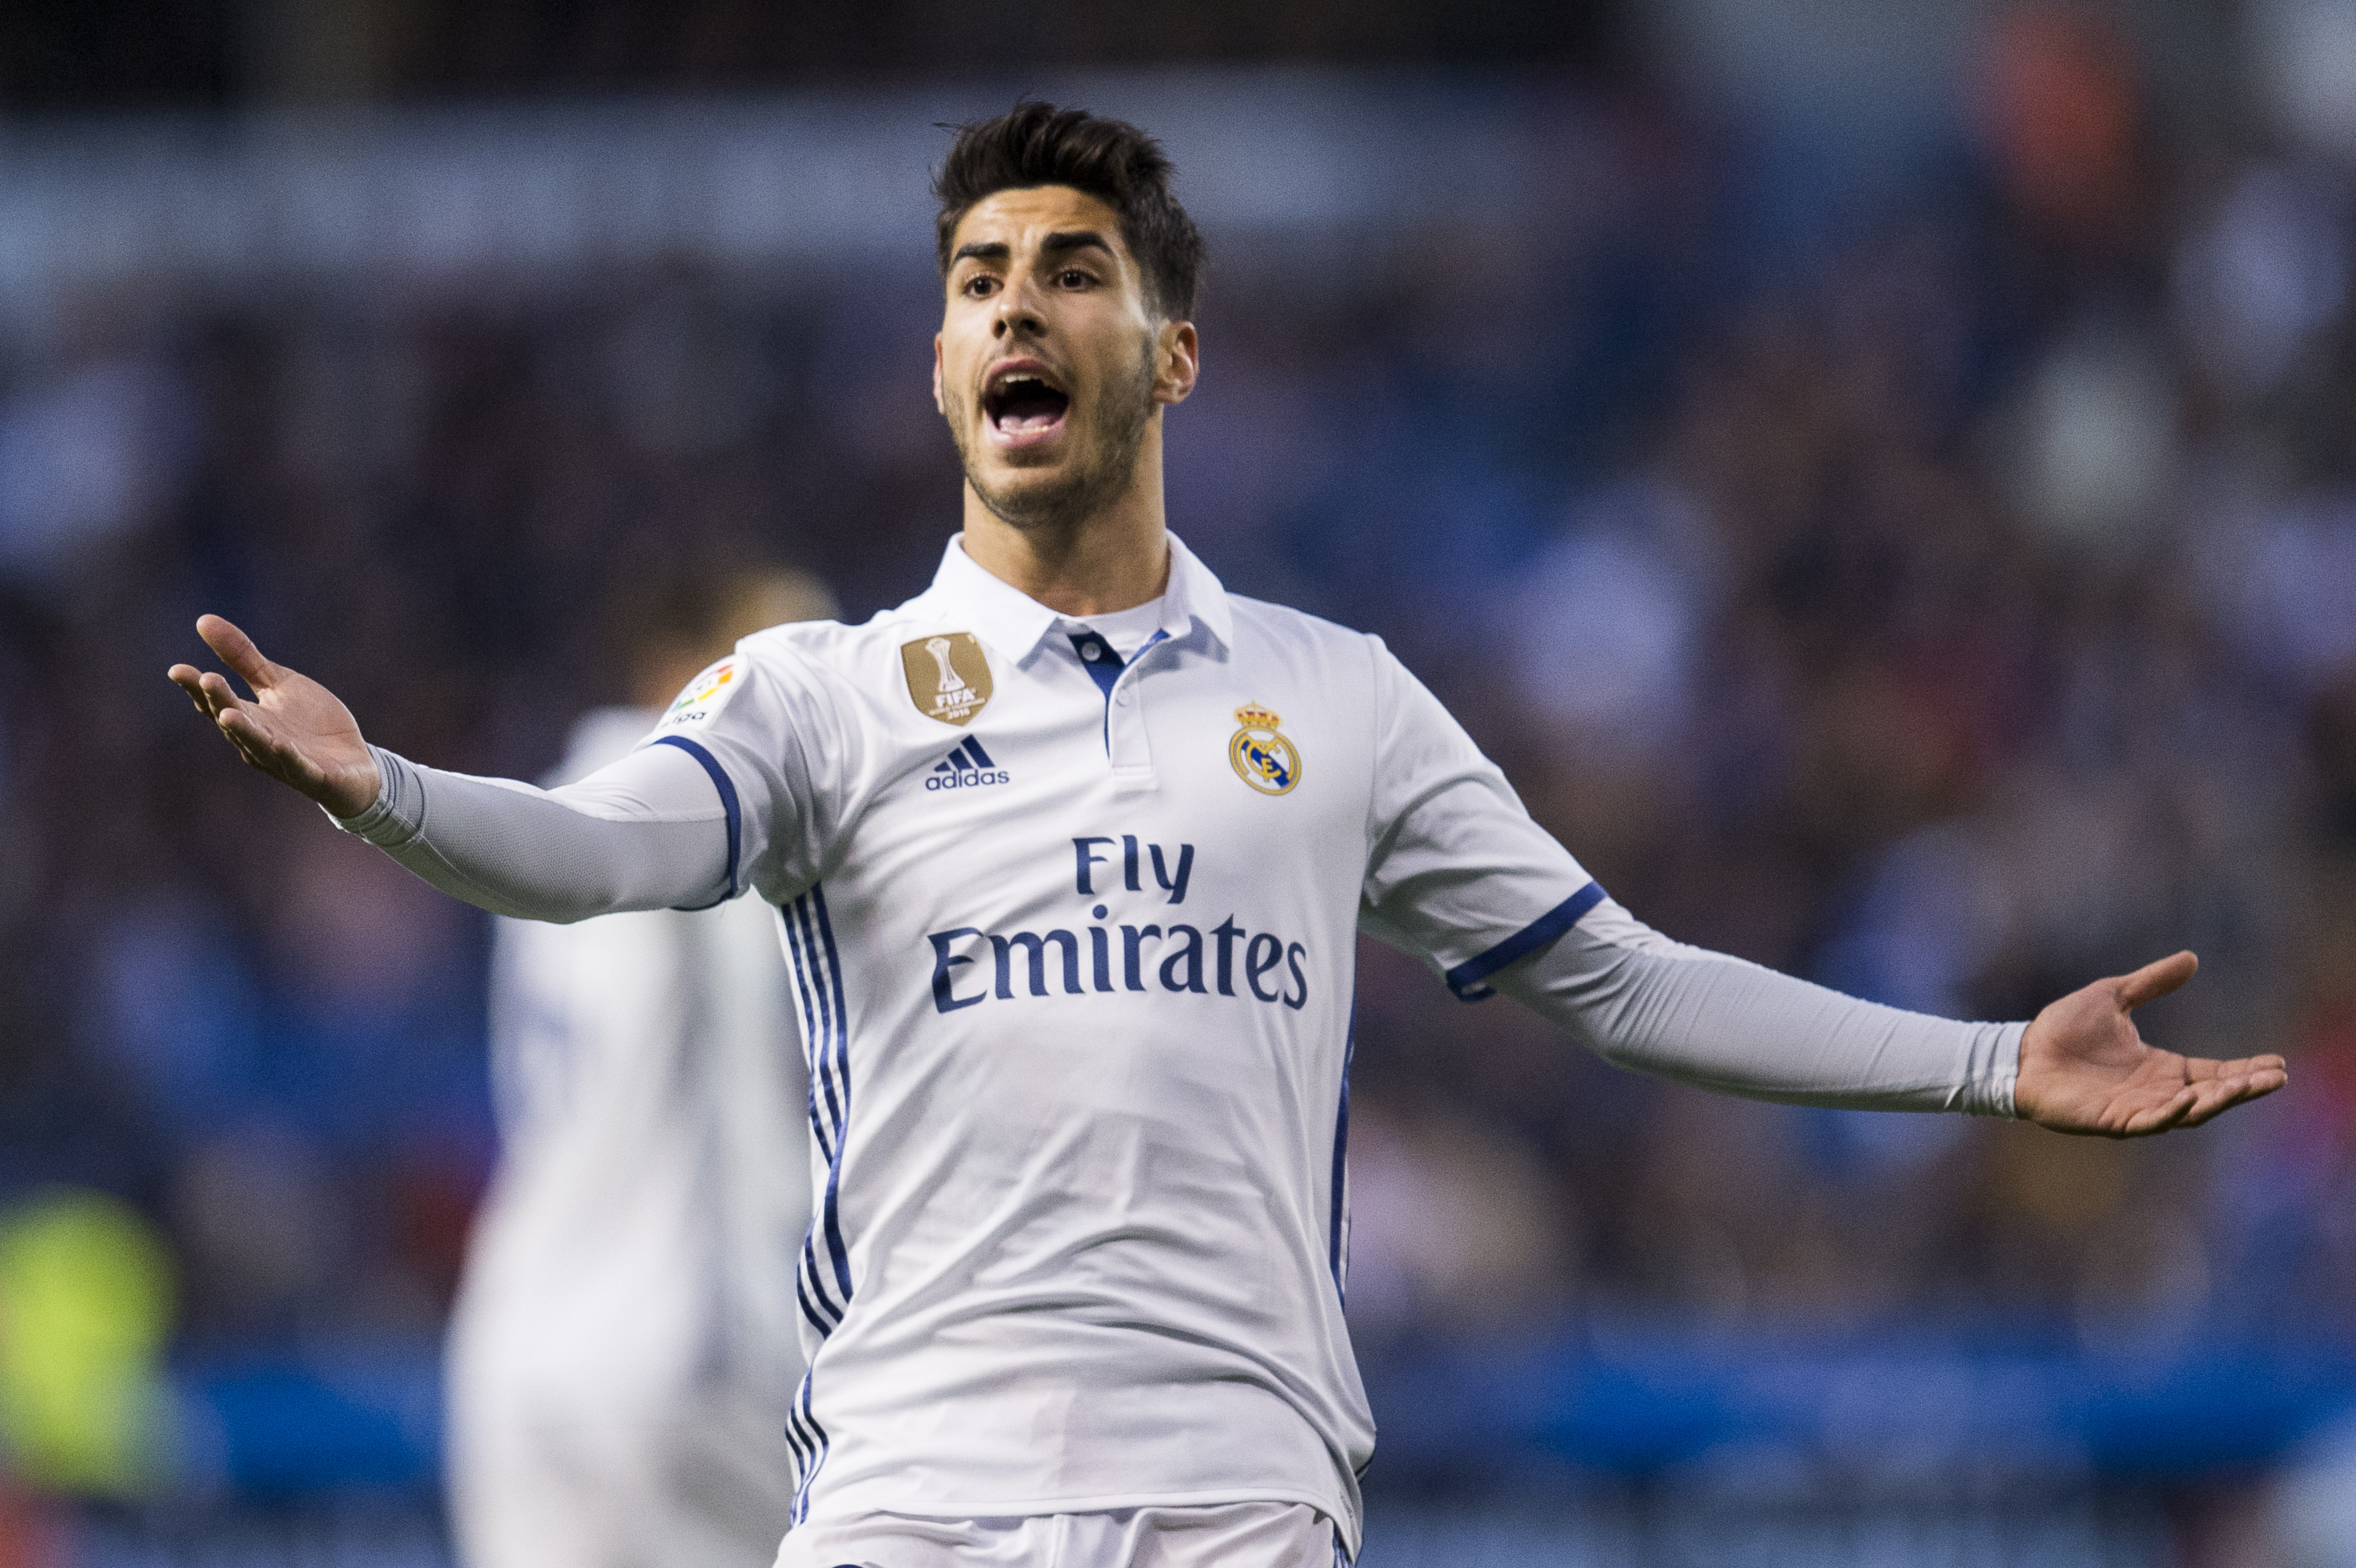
933, 102, 1205, 322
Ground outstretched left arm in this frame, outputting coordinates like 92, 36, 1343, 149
1489, 898, 2285, 1135
1354, 639, 2285, 1135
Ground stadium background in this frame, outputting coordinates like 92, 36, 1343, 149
2, 0, 2355, 1562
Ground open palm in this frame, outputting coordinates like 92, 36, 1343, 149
2013, 951, 2287, 1137
167, 614, 381, 818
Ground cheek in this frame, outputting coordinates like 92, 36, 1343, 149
1073, 322, 1148, 393
935, 341, 973, 413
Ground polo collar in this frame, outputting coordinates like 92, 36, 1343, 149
924, 531, 1234, 665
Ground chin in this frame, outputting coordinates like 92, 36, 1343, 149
973, 466, 1110, 531
978, 483, 1071, 526
986, 442, 1069, 474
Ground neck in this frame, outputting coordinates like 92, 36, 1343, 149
960, 425, 1170, 616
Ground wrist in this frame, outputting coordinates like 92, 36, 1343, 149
322, 753, 384, 822
327, 746, 424, 848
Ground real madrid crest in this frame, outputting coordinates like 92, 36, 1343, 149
1228, 703, 1301, 795
900, 631, 993, 727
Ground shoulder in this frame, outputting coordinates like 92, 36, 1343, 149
1222, 593, 1385, 657
735, 604, 1006, 738
1221, 594, 1399, 694
740, 594, 985, 663
646, 619, 873, 742
744, 604, 933, 676
737, 605, 965, 697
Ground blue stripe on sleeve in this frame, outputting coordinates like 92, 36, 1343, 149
1443, 880, 1607, 1002
649, 734, 740, 907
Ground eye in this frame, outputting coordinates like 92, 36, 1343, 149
963, 274, 1000, 298
1056, 268, 1095, 289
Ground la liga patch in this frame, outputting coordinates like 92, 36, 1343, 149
655, 657, 742, 732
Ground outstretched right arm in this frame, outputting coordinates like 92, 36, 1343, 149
169, 615, 731, 921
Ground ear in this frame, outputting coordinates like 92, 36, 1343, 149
932, 334, 946, 416
1153, 320, 1199, 407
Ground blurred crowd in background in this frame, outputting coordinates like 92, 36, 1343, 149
1, 0, 2355, 1561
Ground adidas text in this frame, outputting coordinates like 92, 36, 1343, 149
927, 736, 1008, 791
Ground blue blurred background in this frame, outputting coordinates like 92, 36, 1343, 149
2, 0, 2356, 1563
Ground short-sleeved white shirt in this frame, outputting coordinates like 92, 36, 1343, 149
644, 533, 1597, 1552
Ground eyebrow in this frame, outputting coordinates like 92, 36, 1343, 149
1040, 230, 1114, 259
949, 230, 1116, 266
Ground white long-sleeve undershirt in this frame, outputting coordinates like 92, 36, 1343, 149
333, 745, 2018, 1116
335, 742, 733, 921
1487, 896, 2018, 1115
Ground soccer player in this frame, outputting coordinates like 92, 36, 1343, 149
447, 568, 834, 1568
170, 104, 2286, 1568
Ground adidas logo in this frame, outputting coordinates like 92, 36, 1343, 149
924, 735, 1009, 792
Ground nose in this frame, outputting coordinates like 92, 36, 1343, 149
991, 276, 1046, 340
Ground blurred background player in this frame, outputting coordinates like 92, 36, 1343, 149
445, 566, 836, 1568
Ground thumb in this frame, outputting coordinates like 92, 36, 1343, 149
196, 614, 280, 694
2116, 950, 2198, 1012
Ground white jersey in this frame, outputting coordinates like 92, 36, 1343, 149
447, 709, 811, 1568
337, 531, 2020, 1558
644, 535, 1600, 1550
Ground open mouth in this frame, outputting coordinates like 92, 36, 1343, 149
983, 368, 1071, 439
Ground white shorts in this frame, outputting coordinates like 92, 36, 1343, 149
772, 1502, 1344, 1568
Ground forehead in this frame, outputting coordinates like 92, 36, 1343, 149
948, 186, 1131, 263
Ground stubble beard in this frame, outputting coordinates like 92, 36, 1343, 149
952, 337, 1158, 536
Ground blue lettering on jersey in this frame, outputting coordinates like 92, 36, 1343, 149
925, 735, 1008, 791
1074, 834, 1190, 902
933, 839, 1304, 1015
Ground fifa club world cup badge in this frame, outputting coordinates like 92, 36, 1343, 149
900, 631, 994, 727
1228, 703, 1301, 795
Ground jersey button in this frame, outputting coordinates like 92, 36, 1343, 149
1081, 643, 1101, 661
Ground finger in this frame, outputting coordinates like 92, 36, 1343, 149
2229, 1065, 2289, 1099
221, 705, 280, 762
216, 705, 281, 759
168, 664, 214, 714
2176, 1074, 2277, 1129
2116, 950, 2198, 1012
2118, 1085, 2199, 1137
195, 614, 280, 694
2183, 1053, 2289, 1083
221, 703, 319, 777
196, 669, 246, 716
168, 663, 225, 714
222, 726, 303, 786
